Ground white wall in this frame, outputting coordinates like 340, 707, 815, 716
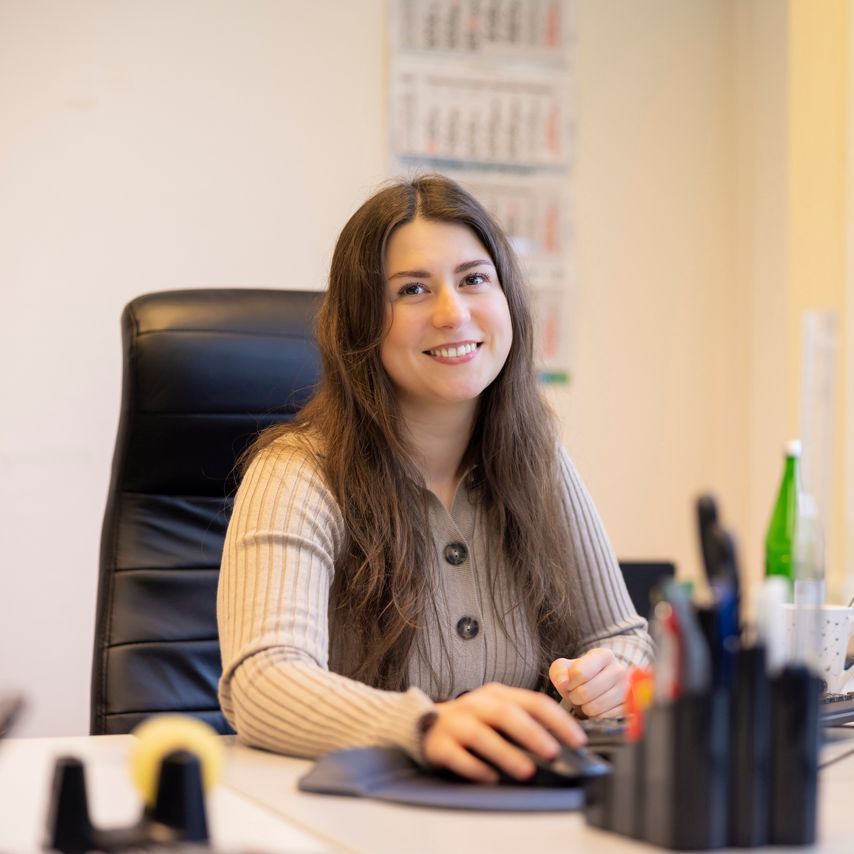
0, 0, 388, 737
1, 0, 762, 736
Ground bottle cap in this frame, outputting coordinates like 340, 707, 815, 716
785, 439, 802, 457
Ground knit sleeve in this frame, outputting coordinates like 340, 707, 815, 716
216, 440, 436, 761
557, 447, 655, 668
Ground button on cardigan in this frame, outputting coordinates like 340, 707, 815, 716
217, 437, 654, 762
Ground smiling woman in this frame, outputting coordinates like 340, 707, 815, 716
217, 175, 653, 784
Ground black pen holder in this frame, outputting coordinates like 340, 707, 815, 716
768, 665, 822, 846
583, 664, 824, 850
641, 691, 730, 850
584, 739, 644, 839
729, 644, 770, 847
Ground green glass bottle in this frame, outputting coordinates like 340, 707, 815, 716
765, 439, 802, 587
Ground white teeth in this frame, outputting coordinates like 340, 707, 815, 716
429, 343, 478, 358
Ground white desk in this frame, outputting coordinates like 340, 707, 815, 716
224, 739, 629, 853
224, 731, 854, 853
0, 735, 325, 852
3, 730, 854, 853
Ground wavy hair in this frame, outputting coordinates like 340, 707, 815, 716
250, 175, 577, 690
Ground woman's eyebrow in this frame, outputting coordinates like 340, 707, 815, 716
454, 259, 493, 273
389, 268, 430, 280
388, 259, 494, 280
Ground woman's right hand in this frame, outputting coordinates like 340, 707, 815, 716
420, 682, 587, 783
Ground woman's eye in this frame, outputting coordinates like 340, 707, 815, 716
463, 272, 488, 287
398, 282, 426, 297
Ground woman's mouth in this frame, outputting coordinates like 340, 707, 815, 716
423, 342, 482, 363
425, 342, 481, 358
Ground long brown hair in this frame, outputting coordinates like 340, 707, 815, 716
251, 175, 577, 690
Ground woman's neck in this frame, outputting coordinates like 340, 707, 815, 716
398, 399, 476, 510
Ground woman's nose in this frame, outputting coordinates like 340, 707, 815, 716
432, 284, 470, 328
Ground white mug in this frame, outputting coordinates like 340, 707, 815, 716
781, 604, 854, 693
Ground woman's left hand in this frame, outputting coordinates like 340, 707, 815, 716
548, 647, 629, 718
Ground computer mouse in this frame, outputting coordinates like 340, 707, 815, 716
437, 744, 612, 788
509, 744, 612, 787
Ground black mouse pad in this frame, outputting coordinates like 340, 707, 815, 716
297, 746, 586, 811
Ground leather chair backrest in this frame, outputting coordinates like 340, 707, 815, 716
91, 289, 322, 734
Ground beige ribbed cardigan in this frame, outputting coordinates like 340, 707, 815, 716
217, 438, 654, 761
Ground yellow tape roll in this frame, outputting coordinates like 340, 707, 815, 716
130, 715, 223, 807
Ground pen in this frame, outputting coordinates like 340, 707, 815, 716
696, 495, 741, 601
626, 667, 654, 741
665, 581, 712, 695
651, 599, 680, 703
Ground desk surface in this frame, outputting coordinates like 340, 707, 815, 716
3, 730, 854, 853
0, 735, 324, 852
225, 732, 854, 854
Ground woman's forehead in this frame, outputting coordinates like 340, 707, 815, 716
384, 218, 491, 270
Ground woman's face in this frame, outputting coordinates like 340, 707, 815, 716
381, 217, 513, 418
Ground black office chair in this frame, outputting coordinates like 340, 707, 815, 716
90, 289, 323, 735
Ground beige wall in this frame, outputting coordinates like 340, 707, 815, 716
551, 0, 743, 590
787, 0, 850, 602
847, 1, 854, 605
735, 0, 791, 615
1, 0, 828, 736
